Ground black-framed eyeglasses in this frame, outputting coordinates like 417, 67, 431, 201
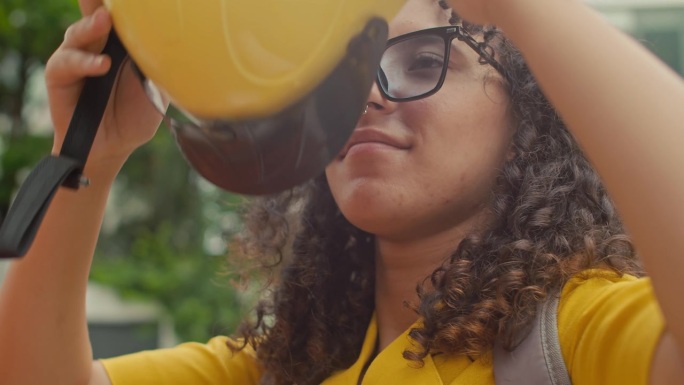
377, 25, 506, 102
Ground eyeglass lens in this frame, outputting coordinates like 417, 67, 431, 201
378, 34, 447, 100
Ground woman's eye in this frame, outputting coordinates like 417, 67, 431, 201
407, 53, 444, 72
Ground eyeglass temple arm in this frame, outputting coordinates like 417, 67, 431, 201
454, 27, 508, 79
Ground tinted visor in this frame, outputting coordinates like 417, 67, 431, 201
136, 19, 388, 195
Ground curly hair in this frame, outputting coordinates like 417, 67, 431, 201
229, 1, 644, 384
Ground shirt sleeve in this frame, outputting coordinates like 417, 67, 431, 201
557, 271, 665, 385
100, 336, 262, 385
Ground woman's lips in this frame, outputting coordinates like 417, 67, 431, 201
340, 127, 411, 159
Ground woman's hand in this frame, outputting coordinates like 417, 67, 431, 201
45, 0, 162, 172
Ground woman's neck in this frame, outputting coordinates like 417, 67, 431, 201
373, 225, 470, 351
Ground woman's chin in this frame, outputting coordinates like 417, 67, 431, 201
337, 198, 406, 236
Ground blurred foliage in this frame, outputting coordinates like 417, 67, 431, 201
91, 221, 245, 342
0, 0, 79, 137
90, 123, 250, 343
0, 0, 249, 343
0, 134, 52, 211
0, 0, 80, 217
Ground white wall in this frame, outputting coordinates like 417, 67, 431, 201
86, 282, 177, 348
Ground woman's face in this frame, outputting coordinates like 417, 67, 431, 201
325, 0, 513, 241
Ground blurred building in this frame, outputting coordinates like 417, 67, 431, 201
589, 0, 684, 74
86, 283, 178, 358
0, 260, 177, 358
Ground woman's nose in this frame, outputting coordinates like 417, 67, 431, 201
363, 81, 399, 116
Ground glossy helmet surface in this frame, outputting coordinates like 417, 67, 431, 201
104, 0, 405, 194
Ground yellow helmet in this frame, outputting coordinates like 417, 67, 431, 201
104, 0, 405, 194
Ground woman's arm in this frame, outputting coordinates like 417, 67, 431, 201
0, 1, 160, 384
449, 0, 684, 380
0, 162, 120, 385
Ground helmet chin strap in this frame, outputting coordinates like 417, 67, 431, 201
0, 31, 127, 258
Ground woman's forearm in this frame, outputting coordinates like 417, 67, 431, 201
0, 160, 121, 385
491, 0, 684, 351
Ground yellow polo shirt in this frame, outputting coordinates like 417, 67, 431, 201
101, 271, 664, 384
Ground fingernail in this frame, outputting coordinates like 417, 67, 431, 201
91, 56, 104, 66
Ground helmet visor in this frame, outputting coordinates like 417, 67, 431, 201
135, 19, 388, 195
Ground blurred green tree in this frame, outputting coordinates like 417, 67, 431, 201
0, 0, 78, 136
92, 124, 250, 342
0, 0, 248, 344
0, 0, 80, 216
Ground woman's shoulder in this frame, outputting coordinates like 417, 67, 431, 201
100, 336, 262, 385
557, 268, 661, 344
561, 268, 643, 293
556, 269, 664, 385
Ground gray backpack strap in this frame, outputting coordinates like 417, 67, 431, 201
493, 293, 572, 385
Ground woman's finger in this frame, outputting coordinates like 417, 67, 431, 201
78, 0, 104, 16
45, 48, 111, 88
62, 7, 112, 51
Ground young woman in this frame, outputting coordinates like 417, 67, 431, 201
1, 0, 682, 384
